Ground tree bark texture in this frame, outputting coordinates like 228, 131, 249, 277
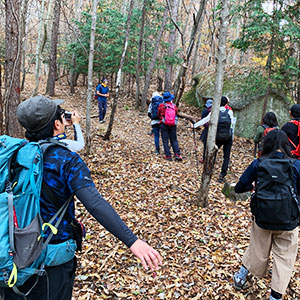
141, 7, 168, 111
85, 0, 99, 154
20, 0, 29, 91
103, 0, 134, 140
4, 0, 23, 137
0, 64, 3, 134
135, 0, 147, 110
197, 0, 230, 208
32, 0, 46, 96
174, 0, 206, 105
164, 0, 180, 92
46, 0, 61, 96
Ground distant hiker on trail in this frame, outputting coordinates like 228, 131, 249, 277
148, 91, 163, 154
0, 95, 162, 300
198, 99, 213, 163
96, 78, 109, 123
192, 96, 234, 183
158, 91, 182, 161
55, 109, 85, 152
282, 104, 300, 158
233, 129, 300, 300
253, 112, 278, 157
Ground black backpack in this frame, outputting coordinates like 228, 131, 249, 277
251, 158, 300, 230
216, 109, 232, 141
151, 96, 164, 120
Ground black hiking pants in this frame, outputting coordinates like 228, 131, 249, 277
216, 138, 233, 177
0, 258, 76, 300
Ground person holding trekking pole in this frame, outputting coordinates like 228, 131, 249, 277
0, 95, 162, 300
233, 129, 300, 300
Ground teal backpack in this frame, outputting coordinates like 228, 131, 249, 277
0, 135, 76, 295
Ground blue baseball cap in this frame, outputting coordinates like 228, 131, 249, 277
205, 99, 213, 108
163, 91, 174, 102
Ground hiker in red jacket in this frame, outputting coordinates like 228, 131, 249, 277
158, 92, 182, 161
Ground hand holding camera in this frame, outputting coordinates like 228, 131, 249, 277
64, 110, 80, 126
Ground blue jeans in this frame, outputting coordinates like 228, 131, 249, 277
98, 100, 107, 121
160, 124, 180, 157
152, 124, 160, 152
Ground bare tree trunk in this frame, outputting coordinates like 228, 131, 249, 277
191, 10, 206, 80
32, 0, 46, 96
20, 0, 29, 91
4, 0, 22, 137
46, 0, 61, 96
173, 0, 206, 106
85, 0, 99, 155
197, 0, 230, 208
135, 0, 147, 110
141, 7, 168, 111
70, 0, 83, 94
164, 0, 180, 91
103, 0, 134, 140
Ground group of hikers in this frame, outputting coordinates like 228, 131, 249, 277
0, 84, 299, 300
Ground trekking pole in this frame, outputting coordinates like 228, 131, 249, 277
190, 120, 201, 178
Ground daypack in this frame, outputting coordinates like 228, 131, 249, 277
0, 135, 76, 292
151, 96, 164, 120
94, 84, 102, 99
287, 120, 300, 158
216, 109, 232, 141
250, 158, 300, 230
162, 103, 176, 126
257, 125, 277, 157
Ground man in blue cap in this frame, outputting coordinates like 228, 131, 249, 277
158, 92, 182, 161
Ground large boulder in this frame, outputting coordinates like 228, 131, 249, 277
189, 70, 292, 139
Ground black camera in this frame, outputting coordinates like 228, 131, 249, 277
64, 111, 72, 120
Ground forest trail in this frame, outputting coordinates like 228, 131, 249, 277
23, 79, 300, 300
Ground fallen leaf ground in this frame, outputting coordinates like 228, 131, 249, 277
23, 78, 300, 299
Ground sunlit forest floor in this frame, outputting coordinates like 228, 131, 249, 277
22, 77, 300, 299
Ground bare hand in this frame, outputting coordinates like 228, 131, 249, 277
130, 239, 162, 271
71, 111, 80, 124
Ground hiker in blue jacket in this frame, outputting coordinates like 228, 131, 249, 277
233, 129, 299, 300
96, 78, 109, 123
0, 95, 162, 300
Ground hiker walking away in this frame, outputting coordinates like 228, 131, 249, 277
253, 112, 278, 157
56, 109, 85, 152
282, 104, 300, 158
233, 129, 300, 300
96, 78, 109, 123
148, 91, 163, 154
158, 91, 182, 161
0, 95, 162, 300
198, 99, 213, 163
192, 96, 234, 183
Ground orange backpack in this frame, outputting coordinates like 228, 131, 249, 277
288, 120, 300, 158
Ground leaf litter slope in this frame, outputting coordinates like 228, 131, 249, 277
34, 83, 299, 300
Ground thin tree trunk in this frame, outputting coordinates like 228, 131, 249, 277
46, 0, 61, 96
85, 0, 99, 155
20, 0, 29, 91
191, 10, 206, 79
141, 7, 168, 111
32, 0, 46, 96
4, 0, 22, 137
103, 0, 134, 140
197, 0, 230, 208
164, 0, 180, 91
135, 0, 147, 110
174, 0, 206, 106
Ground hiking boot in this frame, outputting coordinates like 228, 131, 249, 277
163, 156, 172, 161
218, 174, 225, 183
154, 149, 160, 155
174, 154, 182, 161
99, 120, 105, 124
233, 266, 248, 290
270, 296, 281, 300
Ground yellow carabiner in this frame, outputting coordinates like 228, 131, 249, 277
7, 263, 17, 287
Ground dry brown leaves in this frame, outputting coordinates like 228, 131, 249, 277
23, 78, 300, 300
